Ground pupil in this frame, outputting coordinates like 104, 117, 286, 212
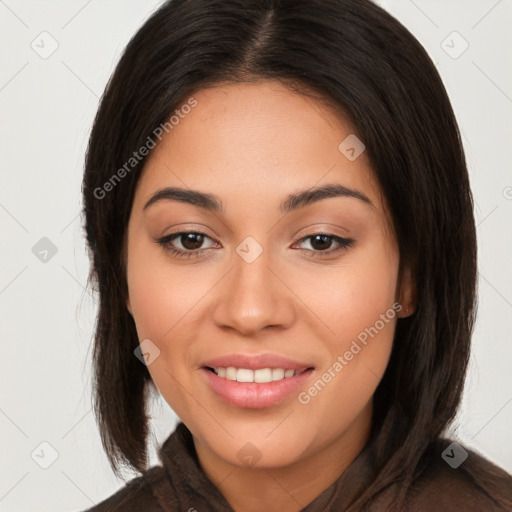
312, 235, 331, 251
182, 233, 204, 250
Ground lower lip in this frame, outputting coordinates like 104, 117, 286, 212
201, 367, 315, 409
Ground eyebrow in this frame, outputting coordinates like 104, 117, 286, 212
142, 183, 374, 213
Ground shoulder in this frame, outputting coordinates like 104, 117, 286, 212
404, 441, 512, 511
79, 466, 169, 512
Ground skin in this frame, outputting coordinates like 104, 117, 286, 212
125, 80, 415, 512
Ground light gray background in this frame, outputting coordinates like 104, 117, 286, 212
0, 1, 511, 510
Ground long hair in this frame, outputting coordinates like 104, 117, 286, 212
81, 0, 509, 509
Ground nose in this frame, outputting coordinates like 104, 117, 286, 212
211, 242, 296, 336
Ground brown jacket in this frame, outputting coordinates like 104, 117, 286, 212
80, 422, 512, 511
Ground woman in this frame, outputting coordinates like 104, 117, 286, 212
80, 0, 512, 510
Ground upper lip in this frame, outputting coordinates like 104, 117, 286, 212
201, 353, 314, 371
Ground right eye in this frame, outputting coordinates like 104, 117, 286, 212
154, 231, 220, 258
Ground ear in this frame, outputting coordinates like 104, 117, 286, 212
396, 265, 416, 318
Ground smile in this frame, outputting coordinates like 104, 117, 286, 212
201, 366, 315, 409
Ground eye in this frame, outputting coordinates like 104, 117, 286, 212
155, 231, 219, 259
154, 231, 354, 259
293, 233, 354, 258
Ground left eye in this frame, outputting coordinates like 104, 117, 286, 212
294, 233, 353, 254
155, 231, 354, 259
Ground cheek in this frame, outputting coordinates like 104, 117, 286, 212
301, 240, 399, 393
307, 247, 398, 340
126, 239, 202, 339
126, 242, 216, 402
126, 250, 198, 408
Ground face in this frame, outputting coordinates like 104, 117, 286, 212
125, 80, 414, 472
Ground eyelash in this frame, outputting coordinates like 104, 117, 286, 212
154, 231, 354, 259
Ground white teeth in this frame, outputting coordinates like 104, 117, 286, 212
237, 368, 254, 382
255, 368, 272, 383
272, 368, 285, 380
225, 367, 237, 380
211, 366, 301, 383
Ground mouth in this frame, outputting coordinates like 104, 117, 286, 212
200, 355, 316, 409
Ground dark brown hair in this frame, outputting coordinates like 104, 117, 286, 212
82, 0, 511, 509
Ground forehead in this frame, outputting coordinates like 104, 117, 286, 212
133, 80, 383, 214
